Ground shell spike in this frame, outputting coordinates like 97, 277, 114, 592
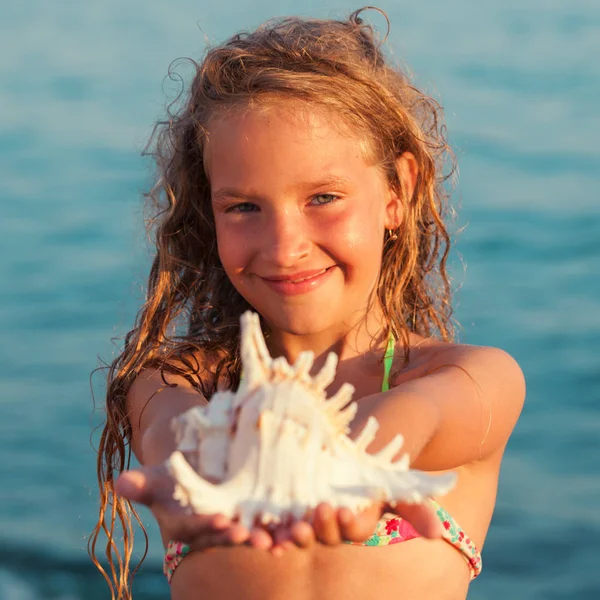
352, 416, 379, 452
395, 452, 410, 470
272, 356, 293, 379
239, 312, 269, 394
293, 351, 315, 380
250, 312, 273, 368
373, 434, 404, 464
334, 401, 358, 430
325, 382, 355, 414
312, 352, 338, 391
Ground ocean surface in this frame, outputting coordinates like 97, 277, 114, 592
1, 0, 598, 598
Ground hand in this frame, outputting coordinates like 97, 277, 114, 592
116, 466, 442, 555
280, 500, 442, 550
115, 465, 276, 552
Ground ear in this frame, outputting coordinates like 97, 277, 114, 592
384, 152, 419, 229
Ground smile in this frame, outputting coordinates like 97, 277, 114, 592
260, 266, 335, 296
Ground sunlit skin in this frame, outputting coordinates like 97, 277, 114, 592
115, 103, 525, 600
206, 105, 407, 362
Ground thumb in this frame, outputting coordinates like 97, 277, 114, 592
115, 469, 158, 506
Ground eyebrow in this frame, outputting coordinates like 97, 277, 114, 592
211, 188, 264, 204
211, 176, 353, 204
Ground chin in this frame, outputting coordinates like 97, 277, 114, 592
256, 302, 333, 337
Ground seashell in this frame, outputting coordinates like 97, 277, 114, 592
165, 311, 456, 529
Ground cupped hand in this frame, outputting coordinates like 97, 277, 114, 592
116, 466, 442, 555
115, 466, 275, 552
284, 500, 442, 550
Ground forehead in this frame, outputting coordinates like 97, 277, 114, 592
202, 102, 377, 184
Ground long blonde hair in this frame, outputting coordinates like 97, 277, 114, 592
89, 8, 456, 598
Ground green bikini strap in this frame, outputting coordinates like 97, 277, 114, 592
381, 332, 395, 393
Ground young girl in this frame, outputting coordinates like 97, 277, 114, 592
90, 8, 525, 600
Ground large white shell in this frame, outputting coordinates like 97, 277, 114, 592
165, 311, 456, 528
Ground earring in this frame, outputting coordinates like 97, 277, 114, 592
387, 228, 398, 241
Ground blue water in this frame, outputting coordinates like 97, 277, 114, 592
1, 1, 598, 598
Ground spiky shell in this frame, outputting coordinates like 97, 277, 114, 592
165, 312, 456, 528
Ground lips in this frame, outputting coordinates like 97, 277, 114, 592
260, 266, 335, 296
264, 268, 330, 283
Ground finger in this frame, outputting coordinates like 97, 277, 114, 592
225, 523, 252, 545
290, 520, 315, 549
116, 463, 181, 509
187, 524, 251, 551
189, 532, 234, 551
248, 527, 274, 550
115, 469, 156, 506
211, 514, 233, 530
337, 507, 361, 542
155, 510, 233, 543
313, 503, 341, 545
338, 505, 379, 542
391, 502, 443, 539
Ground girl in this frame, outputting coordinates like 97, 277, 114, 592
90, 8, 525, 600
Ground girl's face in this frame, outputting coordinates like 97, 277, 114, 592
205, 105, 402, 337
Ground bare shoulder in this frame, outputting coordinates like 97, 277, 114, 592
437, 342, 525, 412
401, 336, 525, 399
428, 341, 525, 390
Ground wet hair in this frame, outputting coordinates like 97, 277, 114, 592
89, 8, 456, 598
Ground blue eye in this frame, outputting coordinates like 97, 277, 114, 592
226, 202, 258, 213
311, 194, 338, 206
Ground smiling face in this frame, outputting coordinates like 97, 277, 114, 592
205, 104, 402, 338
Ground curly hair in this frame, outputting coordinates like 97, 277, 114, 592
89, 8, 456, 598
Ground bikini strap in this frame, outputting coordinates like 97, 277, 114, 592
381, 332, 395, 393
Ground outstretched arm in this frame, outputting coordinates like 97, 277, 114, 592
288, 345, 525, 548
379, 345, 526, 471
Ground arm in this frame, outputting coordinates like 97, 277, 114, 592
362, 346, 526, 470
126, 367, 209, 465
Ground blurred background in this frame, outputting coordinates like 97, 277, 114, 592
1, 0, 598, 598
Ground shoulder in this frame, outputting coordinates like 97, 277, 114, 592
399, 337, 525, 399
428, 342, 525, 391
129, 348, 224, 403
438, 343, 525, 412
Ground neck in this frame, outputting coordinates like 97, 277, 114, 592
263, 305, 389, 373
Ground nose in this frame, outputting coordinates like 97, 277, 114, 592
261, 209, 310, 267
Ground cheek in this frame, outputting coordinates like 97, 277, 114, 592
215, 221, 244, 274
327, 206, 383, 263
